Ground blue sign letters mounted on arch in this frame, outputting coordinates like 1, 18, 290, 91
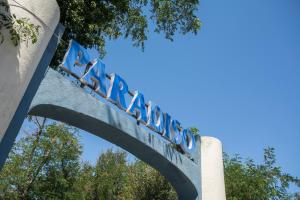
60, 40, 198, 160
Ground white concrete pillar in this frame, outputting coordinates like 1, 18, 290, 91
0, 0, 60, 141
201, 136, 226, 200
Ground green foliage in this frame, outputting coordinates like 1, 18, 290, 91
0, 119, 177, 200
0, 0, 40, 46
119, 160, 178, 200
92, 150, 128, 200
1, 119, 299, 200
190, 127, 200, 136
73, 151, 177, 200
51, 0, 201, 67
73, 162, 94, 199
0, 118, 82, 199
224, 148, 300, 200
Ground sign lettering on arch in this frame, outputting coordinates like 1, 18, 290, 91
60, 40, 198, 159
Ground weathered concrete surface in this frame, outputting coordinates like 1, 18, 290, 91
0, 0, 60, 144
201, 136, 226, 200
29, 69, 202, 200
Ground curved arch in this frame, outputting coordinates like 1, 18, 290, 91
29, 69, 201, 200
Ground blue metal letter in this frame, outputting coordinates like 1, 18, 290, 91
127, 91, 148, 123
146, 102, 164, 134
180, 129, 196, 156
81, 60, 107, 97
171, 120, 183, 145
61, 40, 95, 77
163, 113, 172, 140
107, 74, 129, 110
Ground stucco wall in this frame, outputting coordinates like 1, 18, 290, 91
29, 69, 201, 199
0, 0, 60, 141
28, 69, 227, 200
201, 136, 226, 200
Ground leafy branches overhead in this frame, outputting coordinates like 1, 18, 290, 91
1, 0, 200, 65
0, 0, 40, 46
151, 0, 201, 39
52, 0, 201, 67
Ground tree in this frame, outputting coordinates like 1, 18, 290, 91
73, 162, 95, 200
0, 118, 177, 200
92, 149, 128, 200
224, 148, 300, 200
73, 149, 177, 200
119, 160, 178, 200
51, 0, 201, 67
0, 117, 82, 200
2, 119, 299, 200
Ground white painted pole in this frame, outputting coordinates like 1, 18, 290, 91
201, 136, 226, 200
0, 0, 60, 141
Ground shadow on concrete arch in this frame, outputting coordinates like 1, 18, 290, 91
28, 69, 201, 200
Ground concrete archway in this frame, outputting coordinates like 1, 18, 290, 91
29, 69, 202, 200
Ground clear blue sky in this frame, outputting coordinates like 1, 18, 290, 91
77, 0, 300, 181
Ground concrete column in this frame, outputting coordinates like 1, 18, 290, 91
0, 0, 60, 141
201, 136, 226, 200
